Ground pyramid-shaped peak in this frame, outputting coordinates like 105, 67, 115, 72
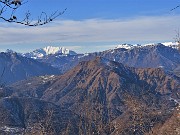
78, 57, 127, 72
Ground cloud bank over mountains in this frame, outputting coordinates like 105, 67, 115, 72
0, 15, 180, 52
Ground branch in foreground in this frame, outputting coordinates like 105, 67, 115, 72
170, 4, 180, 11
0, 0, 66, 26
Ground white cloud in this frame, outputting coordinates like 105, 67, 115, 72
0, 15, 180, 45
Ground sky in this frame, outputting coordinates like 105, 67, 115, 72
0, 0, 180, 53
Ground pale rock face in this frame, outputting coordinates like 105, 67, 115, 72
22, 46, 77, 59
43, 46, 70, 55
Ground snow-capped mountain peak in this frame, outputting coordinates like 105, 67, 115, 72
115, 43, 141, 49
22, 46, 77, 59
43, 46, 70, 55
161, 42, 179, 49
116, 43, 133, 49
143, 42, 179, 50
115, 42, 179, 50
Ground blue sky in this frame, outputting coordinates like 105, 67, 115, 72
0, 0, 180, 53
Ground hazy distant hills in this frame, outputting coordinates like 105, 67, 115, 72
5, 57, 179, 134
0, 52, 61, 84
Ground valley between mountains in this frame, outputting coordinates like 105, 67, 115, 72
0, 43, 179, 134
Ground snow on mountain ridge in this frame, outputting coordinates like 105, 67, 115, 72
116, 43, 142, 49
115, 42, 179, 50
43, 46, 70, 55
22, 46, 77, 59
115, 43, 134, 49
161, 42, 179, 49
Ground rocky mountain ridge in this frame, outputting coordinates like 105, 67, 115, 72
4, 57, 179, 134
30, 43, 180, 75
0, 43, 179, 134
116, 42, 179, 50
1, 43, 180, 84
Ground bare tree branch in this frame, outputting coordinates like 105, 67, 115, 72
0, 0, 66, 26
170, 4, 180, 11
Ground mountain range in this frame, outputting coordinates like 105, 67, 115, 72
20, 43, 180, 75
0, 57, 178, 134
0, 52, 60, 84
0, 42, 180, 85
0, 42, 179, 134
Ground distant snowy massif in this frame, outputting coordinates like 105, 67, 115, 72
21, 46, 77, 59
0, 41, 179, 84
19, 42, 179, 59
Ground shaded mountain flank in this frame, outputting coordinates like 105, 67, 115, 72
3, 57, 179, 135
0, 52, 61, 84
